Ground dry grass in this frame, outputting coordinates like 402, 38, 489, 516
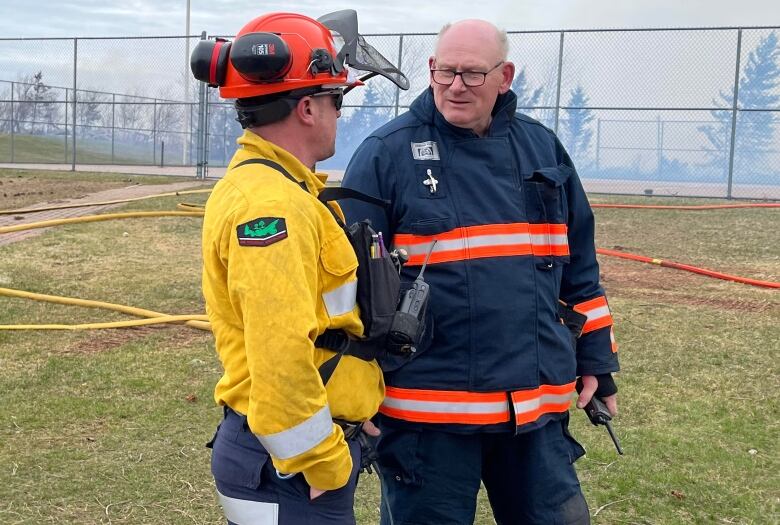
0, 175, 778, 524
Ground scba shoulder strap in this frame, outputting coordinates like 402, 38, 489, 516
231, 158, 397, 384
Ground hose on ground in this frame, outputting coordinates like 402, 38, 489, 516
0, 287, 211, 331
596, 248, 780, 289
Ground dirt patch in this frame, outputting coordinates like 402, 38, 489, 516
600, 256, 778, 313
59, 324, 211, 356
59, 326, 160, 355
0, 176, 134, 210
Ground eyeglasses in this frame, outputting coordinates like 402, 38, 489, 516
310, 89, 344, 110
430, 61, 504, 87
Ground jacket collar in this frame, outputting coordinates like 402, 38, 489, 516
234, 130, 328, 194
410, 87, 518, 138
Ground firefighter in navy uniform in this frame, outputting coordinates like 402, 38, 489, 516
192, 10, 408, 525
341, 19, 620, 525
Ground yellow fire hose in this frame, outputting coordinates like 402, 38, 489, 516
0, 287, 211, 332
3, 315, 209, 331
0, 188, 212, 215
0, 210, 204, 234
0, 187, 212, 332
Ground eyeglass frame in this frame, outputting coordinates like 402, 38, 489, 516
308, 89, 344, 110
429, 61, 505, 87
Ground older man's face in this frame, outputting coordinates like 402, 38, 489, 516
429, 22, 513, 136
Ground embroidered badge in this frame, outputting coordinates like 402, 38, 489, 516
237, 217, 288, 247
411, 141, 440, 161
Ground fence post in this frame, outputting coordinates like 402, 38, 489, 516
153, 98, 158, 165
726, 29, 743, 199
553, 31, 565, 134
394, 34, 404, 118
204, 87, 211, 178
64, 88, 68, 162
111, 93, 116, 164
657, 115, 663, 179
10, 81, 14, 162
72, 38, 78, 171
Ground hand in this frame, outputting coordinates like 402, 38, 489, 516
310, 486, 326, 500
361, 419, 381, 437
309, 421, 380, 500
576, 374, 618, 416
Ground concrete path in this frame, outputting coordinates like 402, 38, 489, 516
0, 180, 211, 246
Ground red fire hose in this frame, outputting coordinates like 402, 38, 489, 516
592, 203, 779, 210
596, 248, 780, 289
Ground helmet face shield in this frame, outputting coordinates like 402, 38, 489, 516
191, 10, 409, 100
318, 9, 410, 91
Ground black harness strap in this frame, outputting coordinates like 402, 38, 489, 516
233, 158, 308, 191
318, 187, 389, 209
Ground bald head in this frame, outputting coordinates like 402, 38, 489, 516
436, 20, 509, 63
428, 18, 515, 137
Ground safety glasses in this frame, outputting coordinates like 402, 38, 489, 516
310, 89, 344, 110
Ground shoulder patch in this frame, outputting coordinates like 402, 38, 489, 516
236, 217, 288, 247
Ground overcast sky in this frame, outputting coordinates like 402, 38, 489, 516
1, 0, 778, 38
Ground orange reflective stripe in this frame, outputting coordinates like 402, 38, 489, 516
573, 296, 614, 334
379, 387, 511, 424
394, 222, 570, 266
380, 384, 576, 426
610, 326, 618, 353
510, 382, 575, 426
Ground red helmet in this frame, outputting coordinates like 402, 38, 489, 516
191, 10, 409, 100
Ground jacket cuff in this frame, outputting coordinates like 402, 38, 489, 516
575, 326, 620, 376
299, 427, 353, 491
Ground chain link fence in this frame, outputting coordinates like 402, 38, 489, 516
1, 27, 778, 198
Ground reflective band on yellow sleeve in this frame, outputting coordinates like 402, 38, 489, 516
218, 491, 278, 525
322, 280, 357, 317
256, 404, 333, 459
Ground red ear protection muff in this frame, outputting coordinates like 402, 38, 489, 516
190, 38, 231, 87
230, 32, 292, 82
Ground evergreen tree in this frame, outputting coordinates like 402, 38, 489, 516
511, 68, 543, 109
560, 85, 594, 165
325, 82, 392, 169
699, 31, 780, 178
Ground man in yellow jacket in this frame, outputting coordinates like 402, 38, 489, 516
193, 9, 408, 525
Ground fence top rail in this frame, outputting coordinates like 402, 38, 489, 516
6, 25, 778, 42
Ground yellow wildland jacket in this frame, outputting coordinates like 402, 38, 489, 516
202, 130, 384, 490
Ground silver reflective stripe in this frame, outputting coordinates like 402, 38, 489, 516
382, 397, 509, 415
583, 305, 611, 321
398, 237, 464, 256
257, 404, 333, 459
513, 392, 574, 415
530, 233, 569, 246
467, 233, 532, 248
322, 280, 357, 317
218, 491, 278, 525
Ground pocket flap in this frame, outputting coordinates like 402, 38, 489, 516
321, 233, 358, 276
409, 216, 454, 236
525, 164, 574, 187
211, 436, 270, 490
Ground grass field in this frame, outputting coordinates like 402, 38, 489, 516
0, 134, 154, 165
0, 169, 778, 524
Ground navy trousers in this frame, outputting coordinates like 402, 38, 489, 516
209, 408, 362, 525
375, 413, 590, 525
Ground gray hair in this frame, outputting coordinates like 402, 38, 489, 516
437, 21, 509, 61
